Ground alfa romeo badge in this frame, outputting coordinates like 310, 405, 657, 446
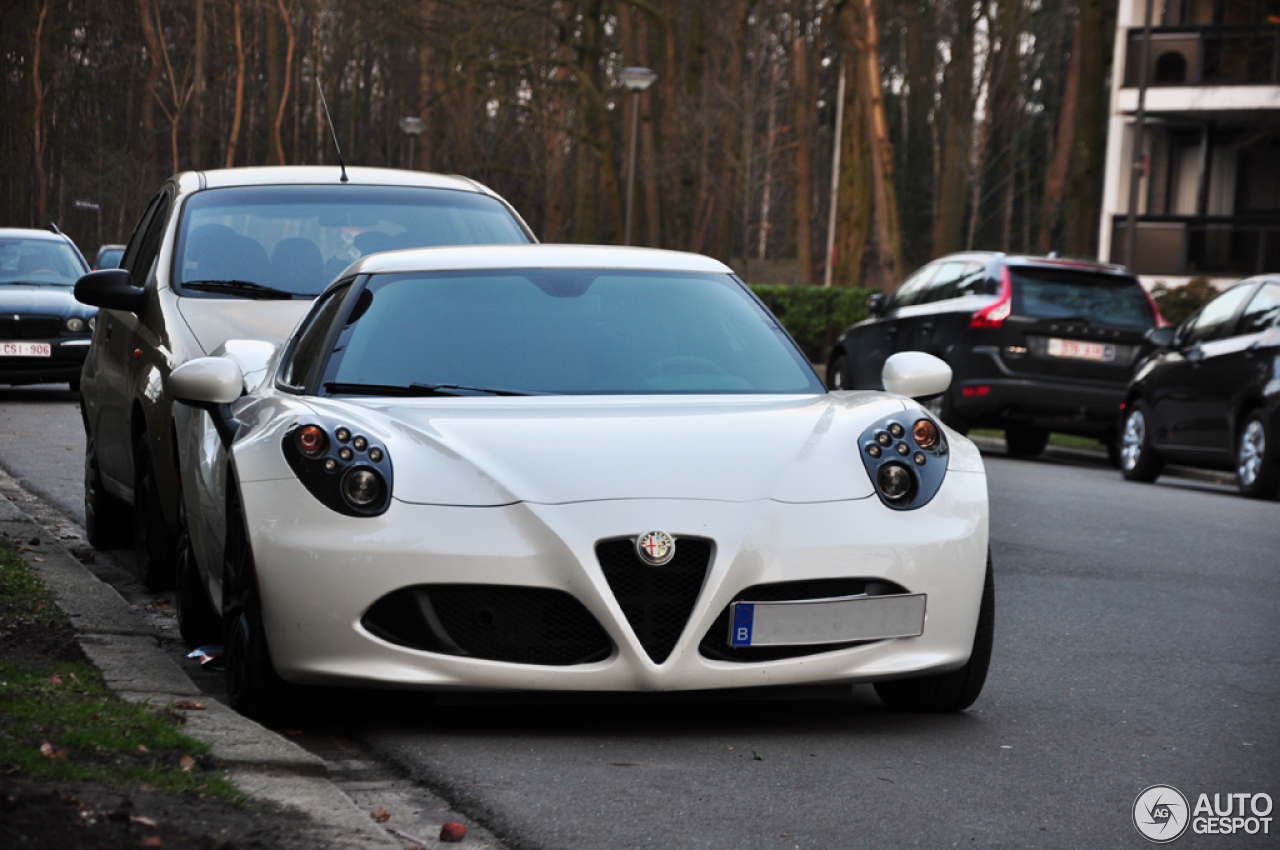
635, 530, 676, 566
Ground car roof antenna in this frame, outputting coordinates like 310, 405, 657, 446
317, 81, 348, 183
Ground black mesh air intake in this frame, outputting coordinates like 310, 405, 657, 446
0, 317, 61, 338
361, 585, 612, 666
699, 579, 907, 662
595, 537, 713, 664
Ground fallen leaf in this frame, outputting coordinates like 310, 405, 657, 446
40, 742, 69, 761
59, 794, 85, 810
141, 835, 163, 847
752, 751, 764, 761
32, 557, 43, 562
48, 675, 62, 685
370, 807, 391, 823
137, 745, 149, 753
170, 700, 206, 711
440, 822, 467, 842
130, 816, 158, 828
179, 755, 195, 772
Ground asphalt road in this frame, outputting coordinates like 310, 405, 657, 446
2, 384, 1277, 849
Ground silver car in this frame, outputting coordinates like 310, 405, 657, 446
74, 166, 534, 603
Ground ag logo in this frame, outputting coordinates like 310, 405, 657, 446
1134, 785, 1190, 843
635, 531, 675, 566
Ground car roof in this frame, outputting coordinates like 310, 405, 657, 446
342, 244, 735, 278
0, 227, 74, 243
928, 250, 1133, 278
177, 166, 494, 196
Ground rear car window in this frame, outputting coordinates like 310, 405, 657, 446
1009, 267, 1155, 329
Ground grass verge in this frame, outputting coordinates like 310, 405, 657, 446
0, 536, 240, 801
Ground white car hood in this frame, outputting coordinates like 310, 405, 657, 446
324, 393, 907, 506
176, 296, 312, 355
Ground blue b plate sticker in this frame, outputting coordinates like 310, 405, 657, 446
730, 603, 755, 646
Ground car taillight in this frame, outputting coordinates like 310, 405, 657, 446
1140, 284, 1170, 328
970, 266, 1013, 329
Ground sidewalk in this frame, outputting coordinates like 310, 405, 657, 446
0, 464, 502, 849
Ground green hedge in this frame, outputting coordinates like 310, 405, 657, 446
748, 284, 874, 363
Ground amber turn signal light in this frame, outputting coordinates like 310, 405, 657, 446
912, 418, 939, 450
296, 425, 328, 458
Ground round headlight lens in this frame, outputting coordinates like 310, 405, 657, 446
88, 315, 96, 331
913, 418, 939, 449
877, 462, 914, 504
342, 467, 383, 508
295, 425, 328, 458
65, 317, 85, 333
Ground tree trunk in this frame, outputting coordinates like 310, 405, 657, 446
792, 31, 814, 285
833, 4, 874, 287
1038, 16, 1081, 252
901, 0, 938, 269
191, 0, 205, 168
272, 0, 295, 165
933, 0, 976, 257
857, 0, 903, 291
31, 0, 51, 224
136, 0, 162, 182
415, 0, 435, 171
226, 0, 245, 168
1063, 0, 1110, 258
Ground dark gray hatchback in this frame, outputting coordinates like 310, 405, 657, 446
826, 253, 1167, 458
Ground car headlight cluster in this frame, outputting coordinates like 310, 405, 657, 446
858, 411, 948, 510
282, 422, 393, 516
64, 317, 86, 333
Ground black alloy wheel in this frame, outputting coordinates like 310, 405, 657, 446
84, 434, 132, 549
222, 488, 304, 725
1237, 410, 1280, 500
1119, 401, 1164, 483
174, 486, 221, 646
874, 551, 994, 713
827, 355, 852, 391
1004, 424, 1049, 458
133, 434, 177, 590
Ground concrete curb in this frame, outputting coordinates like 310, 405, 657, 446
967, 435, 1239, 487
0, 493, 399, 848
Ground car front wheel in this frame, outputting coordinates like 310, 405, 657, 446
874, 551, 994, 713
84, 435, 132, 549
1237, 411, 1280, 500
175, 488, 221, 646
1120, 402, 1163, 483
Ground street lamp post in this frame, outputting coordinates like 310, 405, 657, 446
398, 116, 427, 170
619, 67, 657, 246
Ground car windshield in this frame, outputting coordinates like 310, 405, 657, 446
1010, 267, 1155, 328
321, 269, 823, 395
0, 237, 86, 286
174, 185, 530, 298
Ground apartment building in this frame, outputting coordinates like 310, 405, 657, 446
1099, 0, 1280, 286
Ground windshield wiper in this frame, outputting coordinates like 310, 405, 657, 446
325, 382, 540, 397
183, 279, 295, 300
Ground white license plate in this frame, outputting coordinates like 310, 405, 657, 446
1046, 337, 1115, 362
0, 342, 52, 357
729, 593, 926, 647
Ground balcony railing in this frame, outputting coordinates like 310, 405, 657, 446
1124, 25, 1280, 87
1109, 215, 1280, 276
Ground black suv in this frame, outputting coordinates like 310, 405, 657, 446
826, 253, 1165, 458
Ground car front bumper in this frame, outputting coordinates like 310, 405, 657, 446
0, 337, 90, 385
240, 467, 989, 692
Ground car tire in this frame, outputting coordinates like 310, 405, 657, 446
175, 488, 221, 647
1237, 411, 1280, 500
827, 354, 852, 391
84, 435, 132, 550
1003, 424, 1048, 458
133, 434, 177, 590
1119, 401, 1163, 483
223, 488, 305, 726
874, 552, 994, 713
69, 376, 80, 394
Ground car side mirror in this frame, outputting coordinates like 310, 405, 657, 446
74, 269, 147, 315
882, 352, 952, 400
1145, 326, 1176, 348
867, 293, 886, 318
170, 357, 246, 446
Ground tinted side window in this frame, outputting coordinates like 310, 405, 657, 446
281, 284, 350, 389
1182, 284, 1254, 344
920, 261, 970, 303
118, 195, 161, 277
953, 263, 991, 297
1237, 283, 1280, 336
129, 194, 171, 284
889, 264, 939, 310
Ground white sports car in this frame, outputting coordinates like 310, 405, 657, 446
169, 245, 992, 721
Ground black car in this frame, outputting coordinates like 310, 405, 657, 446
826, 252, 1165, 458
1120, 275, 1280, 499
0, 227, 95, 392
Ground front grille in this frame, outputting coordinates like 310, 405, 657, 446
0, 316, 61, 338
699, 579, 907, 663
361, 584, 612, 666
596, 537, 713, 664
